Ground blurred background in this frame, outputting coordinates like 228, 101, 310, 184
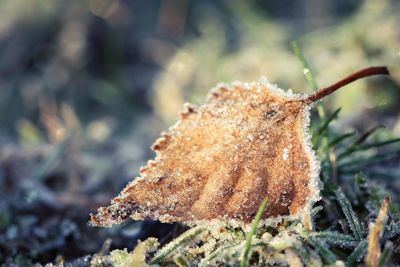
0, 0, 399, 265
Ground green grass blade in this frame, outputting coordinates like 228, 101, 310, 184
199, 243, 239, 267
347, 240, 368, 267
312, 108, 341, 146
356, 137, 400, 151
311, 205, 323, 217
308, 237, 337, 264
378, 242, 393, 267
291, 41, 326, 121
384, 222, 400, 239
354, 125, 385, 145
335, 189, 364, 240
329, 132, 356, 147
311, 231, 358, 248
317, 108, 341, 136
291, 41, 319, 91
338, 149, 400, 169
240, 197, 268, 267
340, 170, 398, 180
150, 226, 205, 264
337, 125, 385, 159
293, 241, 311, 266
338, 137, 400, 159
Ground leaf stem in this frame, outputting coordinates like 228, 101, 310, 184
306, 66, 389, 103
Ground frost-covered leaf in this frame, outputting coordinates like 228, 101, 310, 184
91, 78, 322, 226
90, 67, 388, 227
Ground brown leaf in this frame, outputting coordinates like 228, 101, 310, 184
90, 66, 389, 227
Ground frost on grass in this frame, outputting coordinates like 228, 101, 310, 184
90, 77, 320, 227
101, 221, 335, 267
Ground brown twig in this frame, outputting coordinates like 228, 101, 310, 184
306, 66, 390, 103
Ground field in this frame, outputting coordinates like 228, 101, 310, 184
0, 1, 400, 266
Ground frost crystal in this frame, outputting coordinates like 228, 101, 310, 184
282, 148, 289, 161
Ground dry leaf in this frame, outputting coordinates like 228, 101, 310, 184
90, 67, 388, 227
